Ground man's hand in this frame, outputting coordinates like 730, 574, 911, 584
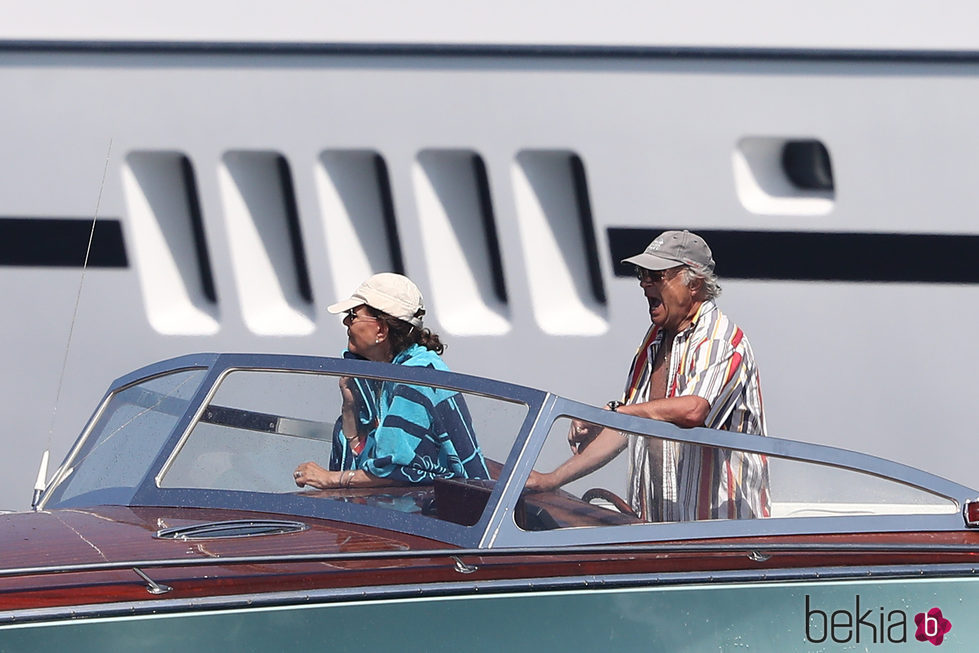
524, 469, 558, 493
540, 426, 629, 493
567, 419, 603, 454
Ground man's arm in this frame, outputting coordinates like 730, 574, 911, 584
528, 395, 710, 492
617, 395, 709, 428
527, 426, 628, 492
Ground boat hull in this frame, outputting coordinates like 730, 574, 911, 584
1, 575, 973, 651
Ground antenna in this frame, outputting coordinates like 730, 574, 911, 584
34, 139, 113, 510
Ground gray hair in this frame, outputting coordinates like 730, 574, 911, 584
681, 265, 722, 301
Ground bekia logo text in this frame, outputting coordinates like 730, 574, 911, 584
805, 595, 952, 645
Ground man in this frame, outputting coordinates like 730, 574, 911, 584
528, 230, 769, 522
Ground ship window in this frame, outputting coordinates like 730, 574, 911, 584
512, 150, 608, 335
733, 137, 835, 216
474, 155, 507, 305
413, 150, 510, 335
218, 151, 315, 336
122, 152, 219, 335
316, 151, 405, 304
276, 156, 313, 304
570, 155, 605, 305
782, 140, 834, 191
182, 157, 218, 304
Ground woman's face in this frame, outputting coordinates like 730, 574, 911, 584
342, 305, 386, 360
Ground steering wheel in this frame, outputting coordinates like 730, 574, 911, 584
581, 487, 638, 518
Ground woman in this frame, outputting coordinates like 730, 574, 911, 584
293, 273, 489, 490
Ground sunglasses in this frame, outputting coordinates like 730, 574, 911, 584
344, 308, 380, 323
634, 267, 680, 283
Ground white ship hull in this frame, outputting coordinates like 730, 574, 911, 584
1, 2, 977, 507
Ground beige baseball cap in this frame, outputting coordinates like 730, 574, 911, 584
621, 229, 715, 272
328, 273, 426, 328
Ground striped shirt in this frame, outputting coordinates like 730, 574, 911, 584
330, 345, 489, 483
623, 300, 770, 522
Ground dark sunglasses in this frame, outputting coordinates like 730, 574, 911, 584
344, 308, 380, 323
634, 267, 677, 283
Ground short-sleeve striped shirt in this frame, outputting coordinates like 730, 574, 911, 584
623, 300, 770, 522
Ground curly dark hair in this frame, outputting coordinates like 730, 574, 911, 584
366, 307, 445, 355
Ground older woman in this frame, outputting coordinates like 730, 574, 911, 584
293, 273, 489, 490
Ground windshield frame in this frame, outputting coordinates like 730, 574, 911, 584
482, 394, 977, 547
39, 357, 216, 509
46, 353, 547, 548
39, 352, 979, 550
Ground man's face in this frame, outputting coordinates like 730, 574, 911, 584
637, 265, 697, 332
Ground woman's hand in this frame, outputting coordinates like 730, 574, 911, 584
339, 376, 357, 409
294, 461, 340, 489
338, 376, 363, 449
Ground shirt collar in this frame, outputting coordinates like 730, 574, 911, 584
685, 300, 716, 335
652, 299, 716, 344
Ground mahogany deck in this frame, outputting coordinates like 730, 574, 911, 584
2, 503, 978, 614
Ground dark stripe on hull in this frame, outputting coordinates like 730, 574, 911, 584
609, 227, 979, 284
5, 40, 979, 65
0, 218, 127, 268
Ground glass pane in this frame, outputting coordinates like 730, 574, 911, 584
161, 370, 338, 493
519, 416, 956, 530
46, 368, 207, 507
769, 459, 955, 518
160, 369, 527, 527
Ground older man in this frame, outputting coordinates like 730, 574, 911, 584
529, 230, 769, 522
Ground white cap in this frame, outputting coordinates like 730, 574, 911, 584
327, 273, 426, 328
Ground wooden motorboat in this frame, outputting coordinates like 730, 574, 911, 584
1, 353, 975, 651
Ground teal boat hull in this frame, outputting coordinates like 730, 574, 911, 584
1, 575, 973, 651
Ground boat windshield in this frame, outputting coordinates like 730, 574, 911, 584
514, 414, 958, 531
156, 368, 527, 527
43, 368, 208, 508
39, 355, 972, 545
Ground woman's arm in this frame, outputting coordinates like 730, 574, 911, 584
338, 376, 365, 452
293, 462, 402, 489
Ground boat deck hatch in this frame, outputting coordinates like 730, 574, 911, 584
154, 519, 309, 540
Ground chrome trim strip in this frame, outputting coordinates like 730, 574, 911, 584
154, 519, 309, 540
2, 541, 978, 579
